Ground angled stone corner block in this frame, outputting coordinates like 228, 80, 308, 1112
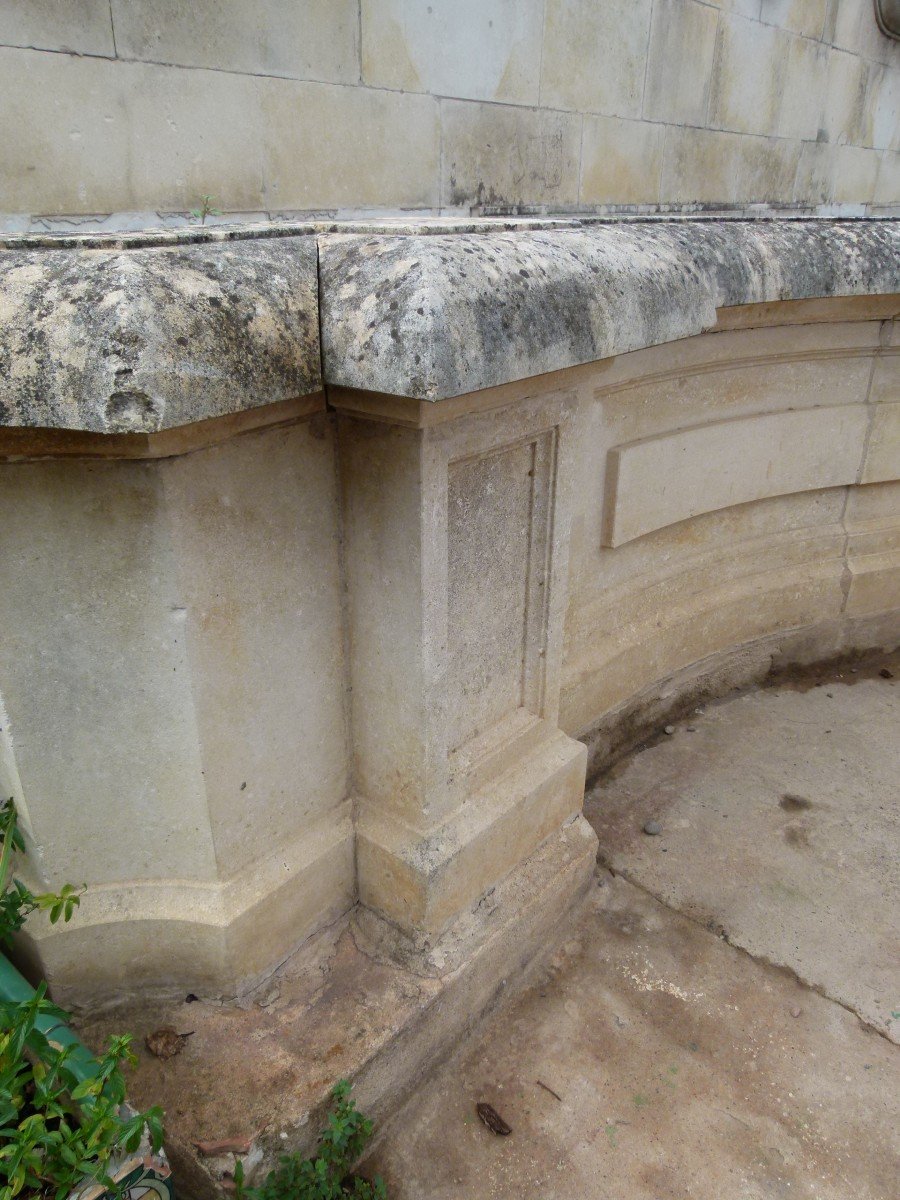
336, 386, 592, 951
0, 417, 354, 1004
0, 234, 321, 434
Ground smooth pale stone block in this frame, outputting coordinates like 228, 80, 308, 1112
440, 100, 581, 209
541, 0, 653, 119
361, 0, 544, 105
736, 134, 800, 201
603, 404, 870, 546
706, 0, 762, 14
761, 0, 827, 38
830, 0, 898, 65
580, 116, 664, 205
112, 0, 360, 85
0, 461, 218, 887
0, 0, 114, 55
561, 561, 846, 737
660, 127, 746, 203
874, 151, 900, 204
833, 144, 880, 203
862, 404, 900, 483
794, 142, 837, 204
30, 807, 356, 1003
160, 423, 349, 878
777, 35, 829, 141
643, 0, 719, 126
821, 48, 870, 145
867, 64, 900, 153
260, 79, 439, 210
870, 348, 900, 408
0, 49, 265, 214
709, 14, 790, 136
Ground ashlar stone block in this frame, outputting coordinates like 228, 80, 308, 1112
337, 389, 590, 945
361, 0, 544, 105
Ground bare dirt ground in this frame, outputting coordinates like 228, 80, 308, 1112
365, 658, 899, 1198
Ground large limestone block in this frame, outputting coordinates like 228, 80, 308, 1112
0, 49, 266, 215
709, 14, 791, 136
319, 221, 900, 402
440, 100, 581, 210
0, 0, 115, 55
580, 116, 664, 206
111, 0, 360, 84
643, 0, 719, 127
540, 0, 653, 119
361, 0, 544, 105
0, 419, 354, 1001
257, 78, 439, 211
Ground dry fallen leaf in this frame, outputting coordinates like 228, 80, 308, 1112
145, 1026, 190, 1060
193, 1137, 252, 1157
476, 1101, 512, 1136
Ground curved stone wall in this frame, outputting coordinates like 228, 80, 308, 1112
0, 217, 896, 1005
560, 298, 900, 769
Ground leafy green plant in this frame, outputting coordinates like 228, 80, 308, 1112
234, 1081, 386, 1200
0, 799, 164, 1200
189, 195, 222, 225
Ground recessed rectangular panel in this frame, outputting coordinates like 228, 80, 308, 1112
446, 432, 555, 753
603, 404, 869, 547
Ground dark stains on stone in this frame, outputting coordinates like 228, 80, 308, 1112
318, 218, 900, 402
1, 219, 898, 430
0, 236, 321, 434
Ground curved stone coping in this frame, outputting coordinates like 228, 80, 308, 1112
0, 236, 320, 434
319, 219, 900, 401
0, 217, 897, 434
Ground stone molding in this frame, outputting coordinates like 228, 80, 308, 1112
0, 218, 897, 438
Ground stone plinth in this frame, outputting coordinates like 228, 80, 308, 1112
0, 217, 896, 1009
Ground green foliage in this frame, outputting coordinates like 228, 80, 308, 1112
0, 799, 164, 1200
234, 1081, 386, 1200
189, 195, 222, 225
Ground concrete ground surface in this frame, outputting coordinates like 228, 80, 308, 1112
364, 660, 899, 1198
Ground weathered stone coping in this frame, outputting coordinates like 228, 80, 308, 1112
0, 218, 897, 434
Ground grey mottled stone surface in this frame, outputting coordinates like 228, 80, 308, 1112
318, 219, 900, 401
0, 236, 320, 433
0, 218, 898, 430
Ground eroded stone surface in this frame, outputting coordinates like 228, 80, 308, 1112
1, 218, 897, 430
319, 218, 900, 401
0, 235, 320, 433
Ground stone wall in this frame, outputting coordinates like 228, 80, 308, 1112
1, 1, 898, 229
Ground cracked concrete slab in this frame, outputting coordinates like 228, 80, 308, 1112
364, 660, 898, 1197
365, 876, 897, 1199
586, 657, 899, 1042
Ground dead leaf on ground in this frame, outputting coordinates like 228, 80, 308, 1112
476, 1102, 512, 1136
145, 1026, 191, 1060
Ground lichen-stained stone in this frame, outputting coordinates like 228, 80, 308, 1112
0, 235, 320, 433
318, 219, 900, 402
